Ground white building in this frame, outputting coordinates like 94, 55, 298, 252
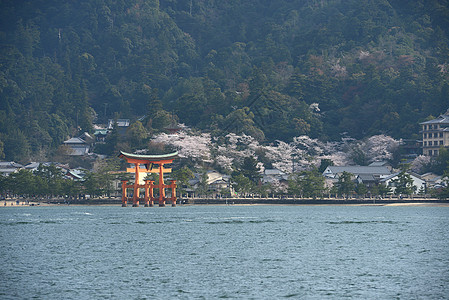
188, 171, 231, 195
262, 169, 289, 184
0, 161, 23, 176
63, 137, 91, 156
420, 109, 449, 156
108, 119, 130, 136
380, 172, 425, 194
323, 165, 392, 180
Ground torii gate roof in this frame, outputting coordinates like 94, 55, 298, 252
118, 151, 178, 162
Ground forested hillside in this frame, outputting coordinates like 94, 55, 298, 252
1, 0, 449, 162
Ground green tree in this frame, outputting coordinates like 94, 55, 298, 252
0, 175, 7, 197
240, 156, 261, 184
34, 164, 66, 197
222, 108, 265, 141
146, 87, 163, 118
151, 110, 172, 130
61, 179, 81, 200
355, 183, 368, 197
351, 146, 368, 166
0, 139, 5, 159
4, 130, 31, 162
196, 171, 209, 197
289, 169, 325, 199
8, 169, 36, 197
318, 159, 334, 173
371, 184, 392, 198
249, 67, 268, 98
94, 158, 121, 197
82, 172, 102, 198
254, 183, 270, 198
126, 121, 148, 148
174, 94, 207, 126
391, 162, 416, 195
434, 167, 449, 199
103, 120, 120, 155
231, 173, 253, 195
33, 175, 49, 198
391, 173, 416, 196
336, 171, 355, 198
432, 147, 449, 175
391, 172, 416, 195
172, 166, 195, 197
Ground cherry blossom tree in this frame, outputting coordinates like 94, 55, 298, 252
151, 131, 400, 180
410, 155, 431, 173
151, 131, 212, 165
361, 135, 400, 162
264, 140, 297, 173
213, 133, 259, 171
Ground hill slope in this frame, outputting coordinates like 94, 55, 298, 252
0, 0, 448, 161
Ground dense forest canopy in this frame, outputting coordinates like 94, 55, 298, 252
1, 0, 449, 162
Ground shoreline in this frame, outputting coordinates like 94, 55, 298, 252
2, 198, 449, 207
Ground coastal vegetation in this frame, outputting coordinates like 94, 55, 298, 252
1, 134, 449, 200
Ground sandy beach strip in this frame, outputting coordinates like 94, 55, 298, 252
2, 199, 449, 208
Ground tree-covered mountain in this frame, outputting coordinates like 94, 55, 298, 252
1, 0, 448, 162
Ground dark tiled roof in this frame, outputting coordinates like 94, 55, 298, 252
325, 166, 391, 175
420, 114, 449, 125
357, 174, 376, 182
0, 161, 23, 168
64, 137, 87, 144
118, 151, 178, 161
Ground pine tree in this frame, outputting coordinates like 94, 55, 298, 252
391, 162, 416, 195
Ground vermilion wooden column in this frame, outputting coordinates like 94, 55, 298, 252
132, 163, 140, 207
170, 180, 177, 206
144, 180, 150, 207
158, 163, 166, 207
149, 181, 154, 207
121, 180, 128, 207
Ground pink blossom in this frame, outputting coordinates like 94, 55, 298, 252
152, 131, 212, 165
410, 155, 431, 173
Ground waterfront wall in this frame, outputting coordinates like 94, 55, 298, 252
4, 196, 448, 206
185, 197, 448, 205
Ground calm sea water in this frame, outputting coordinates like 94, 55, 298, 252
1, 205, 448, 299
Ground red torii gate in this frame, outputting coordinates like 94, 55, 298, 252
118, 151, 178, 207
